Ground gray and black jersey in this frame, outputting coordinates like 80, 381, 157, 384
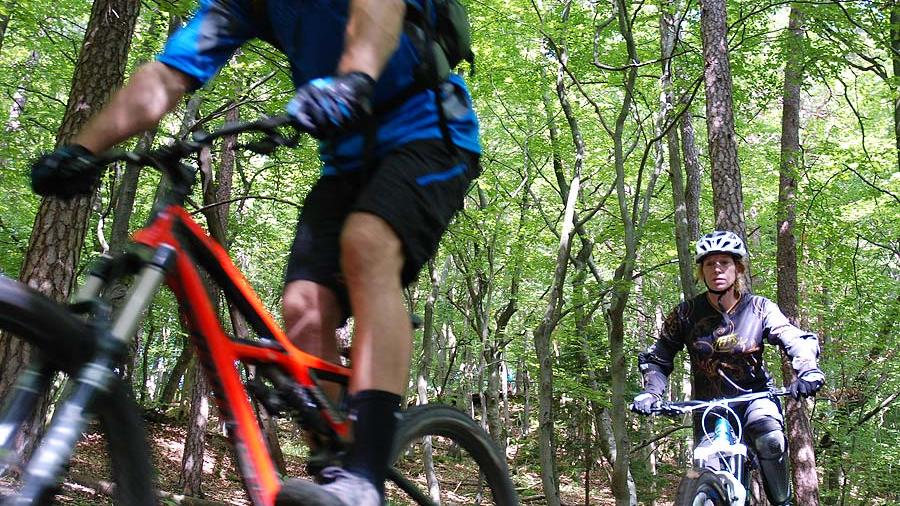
638, 292, 821, 400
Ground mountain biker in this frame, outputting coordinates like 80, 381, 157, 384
630, 230, 825, 506
28, 1, 480, 505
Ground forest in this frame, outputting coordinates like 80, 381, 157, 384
0, 0, 898, 505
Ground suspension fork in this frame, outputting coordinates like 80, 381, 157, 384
10, 245, 175, 503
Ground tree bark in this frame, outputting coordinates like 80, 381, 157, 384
179, 357, 211, 496
0, 0, 140, 459
700, 0, 746, 236
660, 0, 697, 300
776, 6, 821, 505
680, 106, 702, 240
890, 0, 900, 171
0, 0, 15, 56
5, 50, 39, 133
179, 145, 220, 496
160, 335, 193, 407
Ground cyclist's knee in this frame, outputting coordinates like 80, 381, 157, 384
340, 213, 404, 279
283, 281, 341, 344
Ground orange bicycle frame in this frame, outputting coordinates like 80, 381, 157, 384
131, 204, 352, 506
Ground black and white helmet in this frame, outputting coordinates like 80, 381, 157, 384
695, 230, 747, 263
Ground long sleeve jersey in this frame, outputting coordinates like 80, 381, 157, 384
638, 292, 822, 400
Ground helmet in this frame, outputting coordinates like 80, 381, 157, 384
695, 230, 747, 263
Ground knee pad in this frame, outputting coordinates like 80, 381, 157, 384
754, 430, 791, 505
754, 430, 786, 460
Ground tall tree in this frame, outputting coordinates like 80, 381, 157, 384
0, 0, 15, 56
699, 0, 745, 235
530, 8, 583, 500
776, 6, 821, 505
660, 0, 696, 300
890, 0, 900, 171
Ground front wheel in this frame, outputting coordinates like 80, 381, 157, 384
0, 276, 156, 505
674, 469, 730, 506
387, 404, 518, 506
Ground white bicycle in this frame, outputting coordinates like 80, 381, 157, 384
646, 389, 790, 506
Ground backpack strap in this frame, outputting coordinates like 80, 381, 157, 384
249, 0, 281, 50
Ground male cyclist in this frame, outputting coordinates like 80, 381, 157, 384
630, 231, 825, 506
29, 1, 480, 504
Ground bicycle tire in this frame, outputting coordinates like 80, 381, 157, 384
674, 469, 730, 506
387, 404, 518, 506
0, 276, 156, 505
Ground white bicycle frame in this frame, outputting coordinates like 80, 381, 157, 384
693, 415, 749, 505
659, 389, 790, 506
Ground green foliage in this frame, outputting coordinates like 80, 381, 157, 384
0, 0, 897, 502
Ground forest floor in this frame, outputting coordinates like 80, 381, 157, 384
4, 412, 676, 505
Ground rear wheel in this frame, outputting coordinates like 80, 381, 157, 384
674, 469, 729, 506
386, 404, 518, 506
0, 276, 156, 505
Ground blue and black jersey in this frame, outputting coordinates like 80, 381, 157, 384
158, 0, 480, 174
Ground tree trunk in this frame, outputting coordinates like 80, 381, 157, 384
607, 2, 649, 503
179, 357, 211, 496
676, 12, 703, 241
417, 259, 444, 501
5, 50, 39, 133
179, 145, 220, 496
0, 0, 140, 459
0, 0, 15, 56
890, 0, 900, 171
700, 0, 746, 236
160, 335, 192, 407
529, 8, 589, 500
660, 1, 697, 300
680, 106, 702, 240
776, 6, 820, 505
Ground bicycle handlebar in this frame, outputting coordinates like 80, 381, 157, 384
95, 115, 301, 178
649, 388, 791, 417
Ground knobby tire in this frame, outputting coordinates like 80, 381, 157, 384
674, 469, 730, 506
388, 404, 518, 506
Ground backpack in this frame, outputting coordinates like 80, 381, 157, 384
407, 0, 475, 86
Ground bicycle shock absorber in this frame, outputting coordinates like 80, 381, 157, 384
0, 361, 54, 472
15, 355, 123, 504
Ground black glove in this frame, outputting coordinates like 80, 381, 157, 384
30, 144, 101, 199
286, 72, 376, 139
630, 392, 661, 415
788, 371, 825, 400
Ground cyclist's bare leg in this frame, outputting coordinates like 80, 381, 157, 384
283, 280, 342, 363
340, 211, 412, 395
337, 211, 409, 496
283, 281, 343, 401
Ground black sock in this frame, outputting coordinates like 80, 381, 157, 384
344, 389, 401, 496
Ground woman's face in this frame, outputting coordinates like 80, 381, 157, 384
701, 253, 737, 292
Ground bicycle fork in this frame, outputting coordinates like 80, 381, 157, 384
0, 245, 174, 504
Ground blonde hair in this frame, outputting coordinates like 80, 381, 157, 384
695, 256, 748, 294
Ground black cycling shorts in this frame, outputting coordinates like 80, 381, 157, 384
284, 139, 480, 319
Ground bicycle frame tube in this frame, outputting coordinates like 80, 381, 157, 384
131, 205, 352, 505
